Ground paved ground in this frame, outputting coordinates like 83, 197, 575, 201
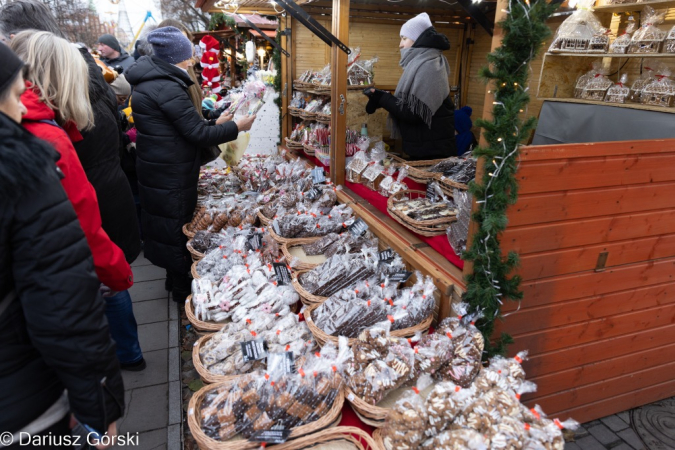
112, 254, 182, 450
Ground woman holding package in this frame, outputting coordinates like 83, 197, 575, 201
125, 26, 257, 302
10, 30, 146, 371
364, 12, 457, 160
0, 41, 123, 449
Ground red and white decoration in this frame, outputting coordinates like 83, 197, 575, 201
200, 35, 222, 95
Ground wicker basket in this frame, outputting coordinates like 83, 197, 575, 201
289, 107, 304, 117
257, 210, 272, 226
299, 111, 317, 121
387, 190, 457, 237
268, 226, 322, 246
291, 270, 328, 306
437, 175, 470, 193
390, 155, 449, 184
185, 295, 229, 332
373, 429, 387, 450
273, 426, 379, 450
285, 137, 305, 150
191, 261, 202, 280
281, 245, 323, 271
344, 386, 420, 428
315, 113, 331, 123
193, 333, 246, 384
304, 302, 432, 347
183, 223, 196, 238
187, 241, 205, 262
303, 144, 316, 156
187, 379, 344, 450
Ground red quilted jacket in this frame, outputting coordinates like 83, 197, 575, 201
21, 83, 133, 291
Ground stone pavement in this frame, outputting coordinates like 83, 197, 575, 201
113, 254, 182, 450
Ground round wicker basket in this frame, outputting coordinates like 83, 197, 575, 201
387, 190, 457, 237
183, 223, 196, 239
187, 241, 205, 262
304, 302, 432, 347
185, 295, 229, 332
281, 246, 323, 271
192, 333, 244, 384
268, 227, 322, 246
291, 270, 328, 306
187, 379, 344, 450
344, 387, 390, 428
257, 210, 272, 226
191, 261, 202, 280
373, 429, 387, 450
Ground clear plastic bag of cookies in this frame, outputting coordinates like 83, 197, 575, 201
380, 375, 434, 450
425, 381, 477, 437
420, 428, 489, 450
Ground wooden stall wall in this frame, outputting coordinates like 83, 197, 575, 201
493, 139, 675, 423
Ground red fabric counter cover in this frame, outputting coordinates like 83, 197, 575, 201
345, 181, 464, 270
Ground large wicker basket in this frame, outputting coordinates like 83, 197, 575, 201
183, 223, 196, 239
268, 227, 322, 246
373, 429, 387, 450
291, 270, 328, 306
185, 295, 229, 332
304, 302, 432, 347
281, 245, 324, 272
390, 155, 448, 185
193, 333, 249, 384
288, 106, 304, 117
187, 241, 205, 262
191, 261, 202, 280
257, 210, 272, 226
273, 426, 378, 450
187, 379, 344, 450
285, 137, 305, 150
437, 175, 470, 193
387, 190, 457, 237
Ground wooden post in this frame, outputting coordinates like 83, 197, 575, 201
330, 0, 349, 185
453, 25, 466, 89
460, 24, 475, 108
281, 15, 291, 140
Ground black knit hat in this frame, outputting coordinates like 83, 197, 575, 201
97, 34, 122, 53
0, 43, 24, 96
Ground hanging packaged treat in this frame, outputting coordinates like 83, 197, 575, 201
629, 7, 667, 54
665, 25, 675, 53
604, 74, 631, 103
609, 21, 636, 54
548, 0, 609, 53
640, 69, 675, 107
380, 375, 433, 450
580, 71, 612, 101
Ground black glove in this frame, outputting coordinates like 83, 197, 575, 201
364, 88, 386, 114
365, 96, 380, 114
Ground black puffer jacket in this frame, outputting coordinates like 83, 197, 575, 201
125, 56, 238, 274
74, 48, 141, 264
0, 111, 125, 434
375, 27, 456, 160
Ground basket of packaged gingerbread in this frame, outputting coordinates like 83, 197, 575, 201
387, 186, 457, 237
187, 339, 350, 450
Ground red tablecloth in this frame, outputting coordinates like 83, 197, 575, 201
345, 181, 464, 270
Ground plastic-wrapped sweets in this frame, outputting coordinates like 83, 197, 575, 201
344, 322, 415, 405
413, 333, 454, 379
299, 247, 379, 297
191, 230, 229, 254
199, 338, 350, 442
424, 382, 477, 437
420, 429, 489, 450
390, 274, 436, 330
380, 375, 433, 450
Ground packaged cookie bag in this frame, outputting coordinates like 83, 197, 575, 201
380, 375, 434, 450
424, 382, 477, 437
420, 428, 489, 450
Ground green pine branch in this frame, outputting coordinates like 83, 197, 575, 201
462, 0, 559, 358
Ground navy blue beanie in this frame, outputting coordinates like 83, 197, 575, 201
147, 26, 193, 65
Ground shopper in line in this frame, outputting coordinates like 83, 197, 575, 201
126, 26, 257, 302
11, 30, 146, 371
0, 42, 123, 450
97, 34, 135, 73
363, 12, 456, 160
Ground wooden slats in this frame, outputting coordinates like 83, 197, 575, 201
520, 138, 675, 161
516, 154, 675, 195
507, 181, 675, 227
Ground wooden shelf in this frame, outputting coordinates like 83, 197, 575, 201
539, 97, 675, 113
593, 0, 675, 13
545, 52, 675, 58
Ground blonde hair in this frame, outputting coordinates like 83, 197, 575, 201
10, 30, 94, 131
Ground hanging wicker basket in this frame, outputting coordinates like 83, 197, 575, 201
303, 302, 432, 347
387, 190, 457, 237
187, 379, 344, 450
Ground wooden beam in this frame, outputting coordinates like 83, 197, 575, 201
455, 0, 494, 35
311, 1, 466, 16
303, 6, 471, 22
453, 24, 466, 88
460, 24, 475, 107
346, 18, 467, 28
281, 15, 291, 140
330, 0, 348, 185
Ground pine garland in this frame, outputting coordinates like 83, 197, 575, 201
463, 0, 558, 357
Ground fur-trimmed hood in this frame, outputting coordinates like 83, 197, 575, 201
0, 111, 59, 198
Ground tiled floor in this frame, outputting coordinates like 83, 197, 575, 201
113, 254, 181, 450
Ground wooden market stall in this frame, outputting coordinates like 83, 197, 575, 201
196, 0, 675, 425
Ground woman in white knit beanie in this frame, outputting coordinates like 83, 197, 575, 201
364, 12, 457, 160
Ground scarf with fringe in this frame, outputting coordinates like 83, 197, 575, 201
388, 46, 450, 139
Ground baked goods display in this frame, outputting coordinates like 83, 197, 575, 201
197, 339, 349, 442
548, 0, 609, 54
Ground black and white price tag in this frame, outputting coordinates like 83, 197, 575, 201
305, 186, 322, 201
311, 167, 326, 184
273, 262, 292, 286
240, 338, 268, 363
348, 218, 369, 237
247, 232, 263, 251
389, 271, 413, 283
250, 427, 291, 444
267, 352, 296, 375
426, 182, 440, 203
378, 249, 395, 265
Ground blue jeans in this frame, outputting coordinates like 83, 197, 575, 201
104, 290, 143, 364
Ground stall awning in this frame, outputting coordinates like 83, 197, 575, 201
249, 29, 276, 38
